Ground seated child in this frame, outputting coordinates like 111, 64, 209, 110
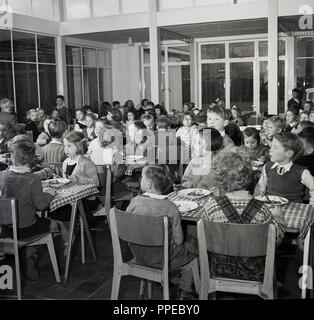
291, 120, 314, 135
284, 106, 299, 132
25, 109, 39, 142
254, 132, 314, 203
194, 111, 207, 129
0, 123, 8, 154
0, 138, 56, 280
125, 109, 137, 141
296, 127, 314, 175
126, 164, 198, 299
207, 105, 237, 152
182, 128, 223, 188
300, 111, 310, 122
142, 114, 155, 135
36, 118, 52, 147
262, 115, 286, 148
82, 112, 97, 142
74, 108, 87, 132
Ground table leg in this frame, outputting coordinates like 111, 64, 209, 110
80, 217, 85, 264
77, 199, 97, 260
64, 200, 78, 284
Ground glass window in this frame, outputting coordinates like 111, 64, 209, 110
0, 29, 12, 61
201, 44, 225, 60
229, 42, 254, 58
98, 50, 111, 68
143, 48, 150, 64
13, 31, 36, 62
230, 62, 254, 111
65, 0, 91, 20
160, 0, 193, 10
122, 0, 148, 14
83, 48, 97, 67
67, 66, 83, 114
0, 62, 14, 102
37, 35, 55, 63
93, 0, 119, 17
144, 67, 151, 100
83, 67, 98, 110
7, 0, 31, 15
168, 46, 190, 63
14, 63, 38, 119
99, 68, 112, 104
297, 37, 314, 58
278, 60, 285, 114
201, 63, 225, 107
32, 0, 54, 20
258, 39, 286, 57
66, 46, 81, 65
260, 61, 268, 113
278, 39, 286, 56
297, 58, 314, 100
39, 64, 57, 113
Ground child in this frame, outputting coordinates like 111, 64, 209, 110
154, 104, 167, 118
0, 138, 56, 280
82, 112, 97, 142
231, 105, 244, 126
40, 120, 67, 163
300, 111, 310, 122
156, 115, 171, 131
254, 132, 314, 203
182, 128, 223, 188
194, 111, 207, 129
74, 108, 87, 132
292, 120, 314, 135
176, 112, 198, 164
36, 108, 47, 133
310, 110, 314, 124
206, 105, 237, 152
107, 108, 123, 132
142, 114, 155, 135
126, 164, 197, 299
296, 127, 314, 176
0, 123, 8, 154
125, 109, 136, 141
302, 101, 314, 113
51, 108, 61, 121
285, 106, 299, 132
36, 118, 52, 147
25, 109, 39, 142
262, 115, 286, 147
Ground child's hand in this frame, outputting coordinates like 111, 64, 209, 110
43, 187, 56, 197
209, 187, 220, 197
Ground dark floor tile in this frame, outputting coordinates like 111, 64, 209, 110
38, 285, 72, 300
62, 290, 91, 300
86, 282, 111, 300
70, 268, 95, 280
75, 281, 103, 294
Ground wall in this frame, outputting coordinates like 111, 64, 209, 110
112, 44, 142, 106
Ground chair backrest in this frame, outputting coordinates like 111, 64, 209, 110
0, 198, 17, 226
95, 165, 111, 189
199, 220, 271, 257
42, 162, 63, 177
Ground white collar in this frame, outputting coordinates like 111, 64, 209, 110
0, 138, 5, 144
289, 122, 297, 127
220, 130, 226, 137
9, 166, 31, 173
51, 140, 63, 145
271, 161, 293, 172
143, 192, 168, 199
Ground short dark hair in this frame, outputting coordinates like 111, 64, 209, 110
195, 111, 207, 124
133, 120, 146, 131
274, 132, 302, 159
297, 121, 314, 132
243, 127, 261, 144
76, 108, 86, 115
9, 138, 36, 166
48, 120, 67, 139
298, 127, 314, 148
108, 108, 122, 122
292, 88, 299, 93
156, 115, 170, 129
64, 131, 88, 155
56, 95, 65, 101
198, 127, 223, 152
143, 164, 173, 194
207, 105, 227, 120
112, 101, 120, 107
86, 112, 97, 121
183, 111, 194, 121
287, 106, 299, 117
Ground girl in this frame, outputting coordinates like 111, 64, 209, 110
176, 112, 198, 164
154, 104, 167, 118
25, 109, 39, 142
74, 108, 87, 132
49, 131, 99, 255
125, 109, 137, 141
182, 128, 223, 188
107, 108, 124, 132
82, 112, 97, 142
0, 137, 56, 280
36, 118, 53, 147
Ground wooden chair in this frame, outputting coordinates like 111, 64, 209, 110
301, 225, 313, 299
108, 208, 200, 300
197, 219, 276, 300
93, 165, 133, 217
42, 162, 63, 177
0, 198, 60, 300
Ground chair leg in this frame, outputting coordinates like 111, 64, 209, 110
111, 270, 122, 300
14, 252, 22, 300
148, 281, 152, 299
46, 234, 61, 283
140, 279, 145, 299
163, 282, 169, 300
80, 217, 85, 265
191, 259, 200, 295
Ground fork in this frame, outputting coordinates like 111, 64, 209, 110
263, 192, 277, 207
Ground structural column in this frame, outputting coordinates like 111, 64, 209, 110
268, 0, 278, 114
55, 35, 67, 99
286, 36, 295, 107
148, 0, 161, 104
189, 42, 197, 106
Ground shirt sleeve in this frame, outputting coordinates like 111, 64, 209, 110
301, 169, 314, 202
168, 204, 184, 247
181, 162, 193, 188
31, 175, 54, 210
254, 165, 268, 196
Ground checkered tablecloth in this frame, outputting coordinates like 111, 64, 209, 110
46, 182, 99, 212
168, 193, 314, 239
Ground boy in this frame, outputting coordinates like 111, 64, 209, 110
207, 105, 237, 152
254, 132, 314, 203
285, 106, 299, 132
263, 116, 286, 147
296, 127, 314, 175
126, 164, 197, 299
0, 123, 8, 154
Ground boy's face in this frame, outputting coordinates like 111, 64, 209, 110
56, 98, 63, 106
86, 116, 94, 128
269, 138, 293, 163
76, 111, 84, 121
266, 122, 281, 139
286, 111, 296, 124
183, 115, 193, 127
207, 112, 227, 132
95, 122, 105, 137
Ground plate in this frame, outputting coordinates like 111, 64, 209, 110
254, 195, 289, 206
173, 200, 198, 213
178, 188, 211, 199
42, 178, 71, 189
125, 155, 144, 163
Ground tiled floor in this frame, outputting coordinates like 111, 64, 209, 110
0, 218, 308, 300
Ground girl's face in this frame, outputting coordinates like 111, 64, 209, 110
183, 104, 189, 113
64, 138, 78, 159
310, 112, 314, 123
107, 112, 113, 121
244, 135, 258, 150
76, 111, 84, 121
95, 121, 105, 137
262, 120, 269, 130
127, 112, 135, 122
38, 110, 45, 118
155, 108, 161, 117
29, 111, 37, 121
286, 111, 296, 124
304, 103, 311, 113
86, 116, 94, 128
127, 101, 133, 108
52, 110, 59, 119
207, 112, 226, 132
300, 113, 309, 122
183, 115, 193, 127
134, 129, 144, 145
